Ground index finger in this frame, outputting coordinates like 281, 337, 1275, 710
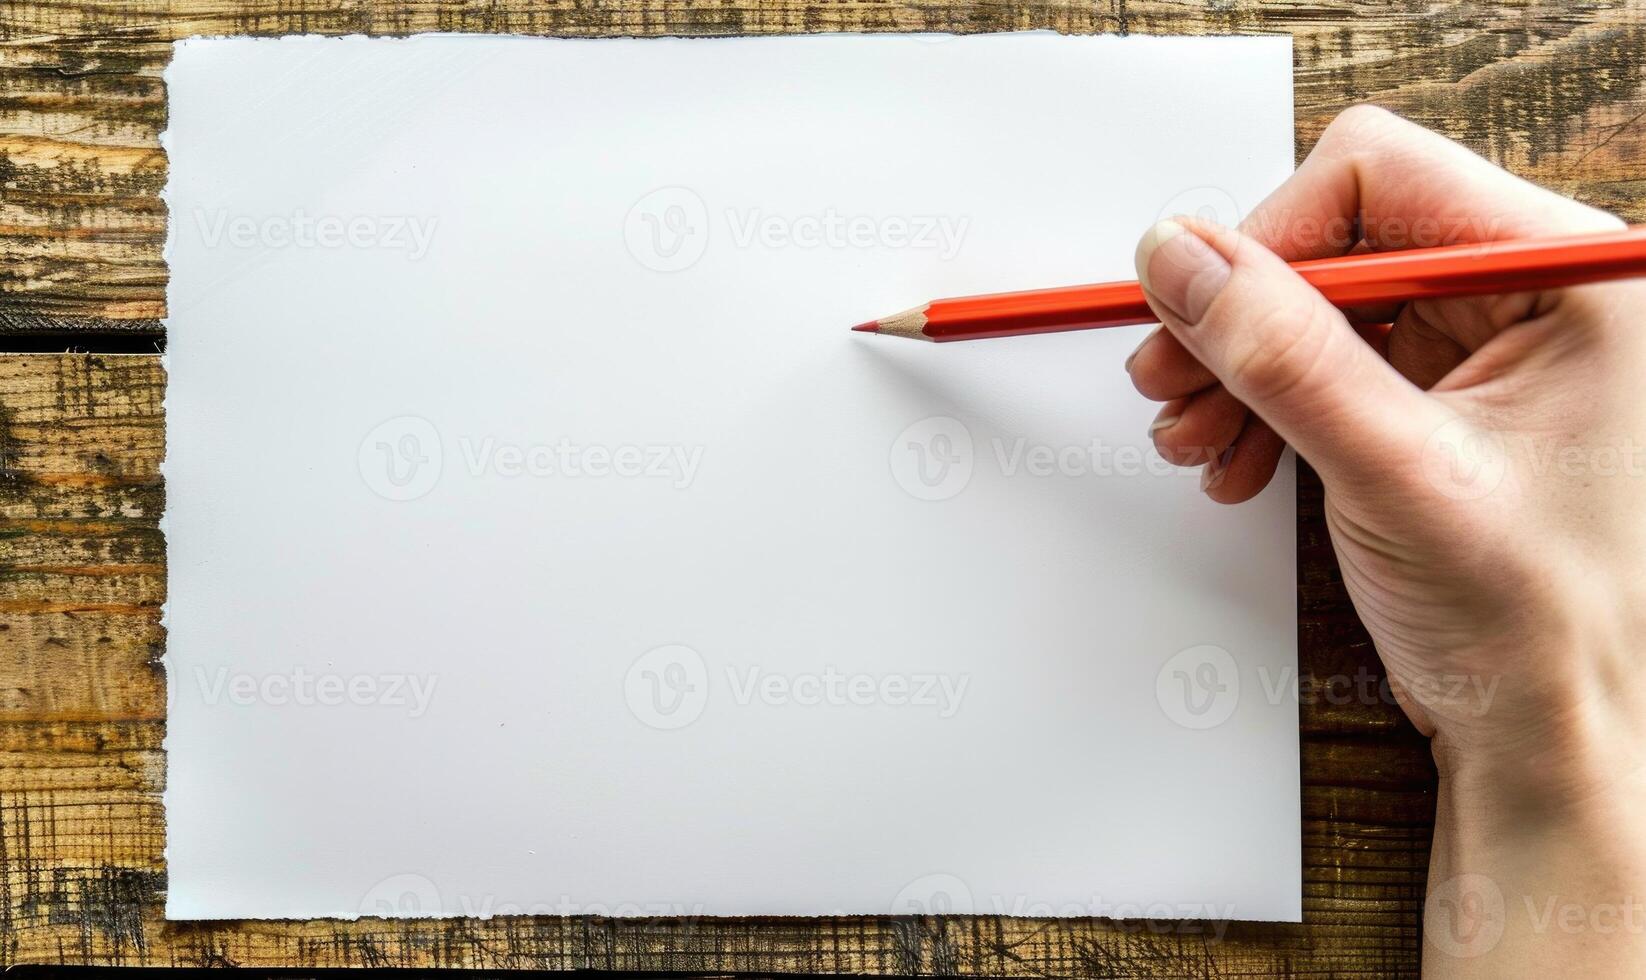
1240, 105, 1622, 262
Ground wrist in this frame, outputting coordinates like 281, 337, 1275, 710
1434, 727, 1646, 832
1438, 756, 1646, 857
1424, 767, 1646, 972
1428, 590, 1646, 821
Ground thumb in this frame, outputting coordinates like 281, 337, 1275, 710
1133, 217, 1441, 487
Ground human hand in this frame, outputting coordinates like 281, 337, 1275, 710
1129, 105, 1646, 976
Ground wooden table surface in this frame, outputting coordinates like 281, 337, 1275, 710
1, 1, 1642, 976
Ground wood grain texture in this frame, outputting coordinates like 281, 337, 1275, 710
1, 0, 1643, 974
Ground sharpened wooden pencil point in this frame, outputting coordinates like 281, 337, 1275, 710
853, 304, 934, 341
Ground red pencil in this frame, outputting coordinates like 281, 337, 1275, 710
851, 225, 1646, 343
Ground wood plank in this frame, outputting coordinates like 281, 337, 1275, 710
0, 354, 1435, 974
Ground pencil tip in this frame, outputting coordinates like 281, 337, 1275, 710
851, 321, 880, 333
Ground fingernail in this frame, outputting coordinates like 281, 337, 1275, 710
1149, 413, 1179, 437
1124, 325, 1160, 373
1134, 218, 1231, 325
1201, 450, 1232, 491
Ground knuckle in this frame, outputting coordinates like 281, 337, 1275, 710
1133, 371, 1192, 402
1226, 299, 1334, 407
1316, 105, 1426, 179
1151, 424, 1211, 467
1320, 104, 1396, 150
1132, 375, 1173, 401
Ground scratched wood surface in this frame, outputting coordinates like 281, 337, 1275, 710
1, 0, 1643, 975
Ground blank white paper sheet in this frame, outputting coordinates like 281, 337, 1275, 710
162, 32, 1300, 922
